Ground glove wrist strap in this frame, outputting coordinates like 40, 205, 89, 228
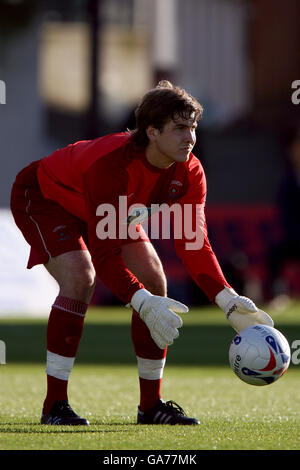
215, 286, 238, 311
130, 288, 152, 315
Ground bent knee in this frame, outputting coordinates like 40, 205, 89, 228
74, 267, 96, 290
46, 251, 96, 302
61, 267, 96, 302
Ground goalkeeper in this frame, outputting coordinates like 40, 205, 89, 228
10, 81, 273, 426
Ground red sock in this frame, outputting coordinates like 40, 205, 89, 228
46, 375, 68, 405
43, 296, 88, 414
131, 309, 167, 411
139, 377, 163, 411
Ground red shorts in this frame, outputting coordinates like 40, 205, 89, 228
10, 161, 149, 269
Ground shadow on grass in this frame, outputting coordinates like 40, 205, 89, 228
0, 426, 95, 433
0, 322, 299, 366
0, 424, 136, 433
0, 417, 140, 432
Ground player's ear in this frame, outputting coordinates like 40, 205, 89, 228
146, 125, 160, 142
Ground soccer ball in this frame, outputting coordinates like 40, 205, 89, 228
229, 325, 290, 386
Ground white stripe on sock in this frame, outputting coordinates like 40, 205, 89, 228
51, 304, 86, 317
46, 350, 75, 381
136, 356, 166, 381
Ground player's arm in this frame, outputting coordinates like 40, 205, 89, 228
82, 157, 188, 349
173, 161, 273, 333
83, 156, 146, 303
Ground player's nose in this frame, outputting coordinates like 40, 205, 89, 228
183, 128, 195, 145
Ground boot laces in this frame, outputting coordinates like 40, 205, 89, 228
164, 400, 185, 416
55, 401, 76, 417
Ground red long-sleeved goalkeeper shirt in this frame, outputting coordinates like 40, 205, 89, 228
37, 132, 230, 304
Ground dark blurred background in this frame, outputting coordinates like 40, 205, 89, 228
0, 0, 299, 313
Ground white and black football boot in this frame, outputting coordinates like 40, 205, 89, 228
41, 400, 90, 425
137, 399, 199, 425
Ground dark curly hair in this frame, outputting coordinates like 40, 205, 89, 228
131, 80, 203, 148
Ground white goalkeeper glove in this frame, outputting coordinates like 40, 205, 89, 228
215, 286, 274, 333
130, 289, 189, 349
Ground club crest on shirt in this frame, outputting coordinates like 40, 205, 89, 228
168, 179, 183, 198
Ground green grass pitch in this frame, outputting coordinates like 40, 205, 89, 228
0, 301, 300, 450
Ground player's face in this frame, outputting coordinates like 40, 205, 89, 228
146, 115, 197, 168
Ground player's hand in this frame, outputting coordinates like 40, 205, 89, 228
215, 286, 274, 333
130, 289, 189, 349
